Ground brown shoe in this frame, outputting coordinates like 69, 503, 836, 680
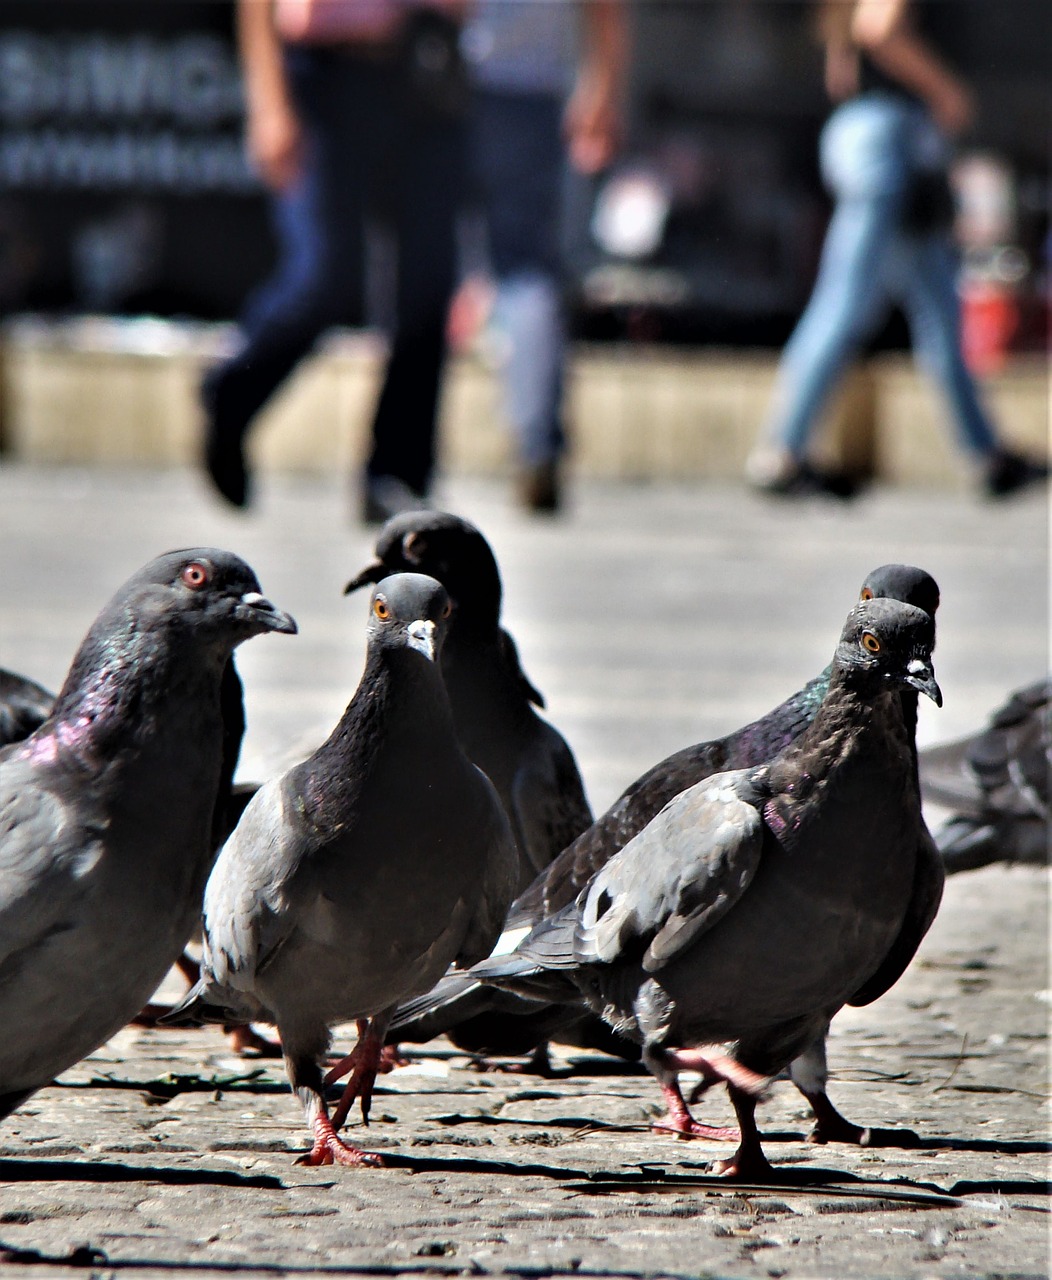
518, 461, 561, 514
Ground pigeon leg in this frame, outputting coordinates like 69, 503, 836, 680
643, 1043, 743, 1141
287, 1043, 383, 1168
324, 1012, 394, 1131
712, 1085, 778, 1182
652, 1077, 740, 1142
789, 1032, 921, 1147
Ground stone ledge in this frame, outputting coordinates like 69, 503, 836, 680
1, 318, 1047, 487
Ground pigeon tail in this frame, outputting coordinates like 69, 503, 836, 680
160, 981, 243, 1029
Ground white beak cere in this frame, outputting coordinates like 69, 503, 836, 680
407, 619, 437, 661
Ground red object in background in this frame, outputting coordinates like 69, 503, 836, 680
960, 282, 1021, 375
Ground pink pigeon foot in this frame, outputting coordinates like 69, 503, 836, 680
296, 1113, 383, 1168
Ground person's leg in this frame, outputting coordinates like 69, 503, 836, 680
748, 96, 910, 493
473, 89, 567, 510
362, 79, 466, 514
202, 50, 365, 507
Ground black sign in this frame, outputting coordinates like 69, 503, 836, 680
0, 1, 273, 317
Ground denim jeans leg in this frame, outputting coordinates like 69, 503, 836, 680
896, 235, 999, 458
493, 272, 566, 467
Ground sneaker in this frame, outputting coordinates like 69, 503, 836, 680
748, 455, 858, 500
983, 449, 1049, 499
517, 460, 561, 514
361, 475, 429, 526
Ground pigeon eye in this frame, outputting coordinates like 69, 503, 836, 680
860, 586, 874, 601
374, 598, 391, 621
181, 562, 210, 590
861, 631, 881, 653
403, 532, 425, 564
441, 600, 453, 620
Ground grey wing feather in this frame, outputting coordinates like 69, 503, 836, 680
200, 775, 313, 995
848, 827, 945, 1007
455, 768, 519, 968
574, 771, 764, 974
0, 765, 81, 972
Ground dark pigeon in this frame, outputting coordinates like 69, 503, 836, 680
921, 679, 1050, 872
0, 669, 54, 746
473, 597, 943, 1180
393, 565, 941, 1141
165, 574, 518, 1167
344, 511, 593, 893
0, 549, 296, 1122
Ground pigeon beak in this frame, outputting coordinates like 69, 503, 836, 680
406, 619, 437, 661
239, 591, 298, 635
343, 562, 386, 595
903, 657, 942, 706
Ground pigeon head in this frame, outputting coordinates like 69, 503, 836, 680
109, 548, 298, 644
835, 598, 942, 706
56, 549, 295, 700
859, 564, 940, 622
367, 573, 453, 664
346, 512, 502, 628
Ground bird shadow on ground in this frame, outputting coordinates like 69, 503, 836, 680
0, 1158, 284, 1188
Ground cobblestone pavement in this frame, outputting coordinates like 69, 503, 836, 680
0, 464, 1048, 1279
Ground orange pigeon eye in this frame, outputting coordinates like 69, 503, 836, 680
861, 631, 881, 653
441, 600, 453, 620
182, 562, 209, 590
860, 586, 874, 601
374, 597, 391, 621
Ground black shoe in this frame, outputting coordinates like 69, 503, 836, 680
360, 475, 428, 526
754, 460, 859, 500
517, 461, 561, 514
984, 449, 1049, 499
203, 422, 249, 509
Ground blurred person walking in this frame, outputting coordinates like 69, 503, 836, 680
201, 0, 469, 523
746, 0, 1048, 500
460, 0, 628, 513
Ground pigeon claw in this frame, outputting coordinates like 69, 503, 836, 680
325, 1026, 384, 1130
653, 1114, 740, 1143
297, 1116, 384, 1168
711, 1146, 778, 1182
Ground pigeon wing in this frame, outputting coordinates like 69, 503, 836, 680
200, 775, 315, 994
0, 767, 82, 974
848, 827, 945, 1007
573, 771, 764, 974
510, 726, 593, 882
455, 768, 520, 968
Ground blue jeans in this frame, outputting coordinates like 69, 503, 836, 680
471, 88, 567, 467
761, 93, 997, 461
204, 47, 465, 495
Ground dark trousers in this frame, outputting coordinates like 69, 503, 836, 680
203, 47, 465, 495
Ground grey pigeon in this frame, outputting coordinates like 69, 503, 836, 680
921, 680, 1050, 872
0, 549, 296, 1121
394, 565, 942, 1145
473, 598, 943, 1180
344, 511, 593, 893
166, 573, 518, 1167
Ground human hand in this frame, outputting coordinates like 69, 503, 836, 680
247, 98, 304, 191
564, 71, 621, 175
929, 79, 975, 137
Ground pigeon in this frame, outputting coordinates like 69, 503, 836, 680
472, 597, 943, 1180
165, 573, 518, 1167
921, 679, 1050, 872
0, 549, 296, 1122
392, 565, 941, 1140
0, 657, 273, 1052
344, 511, 592, 892
0, 669, 54, 745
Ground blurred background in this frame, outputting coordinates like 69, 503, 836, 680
0, 0, 1048, 488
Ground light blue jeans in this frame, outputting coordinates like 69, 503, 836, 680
761, 93, 998, 461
